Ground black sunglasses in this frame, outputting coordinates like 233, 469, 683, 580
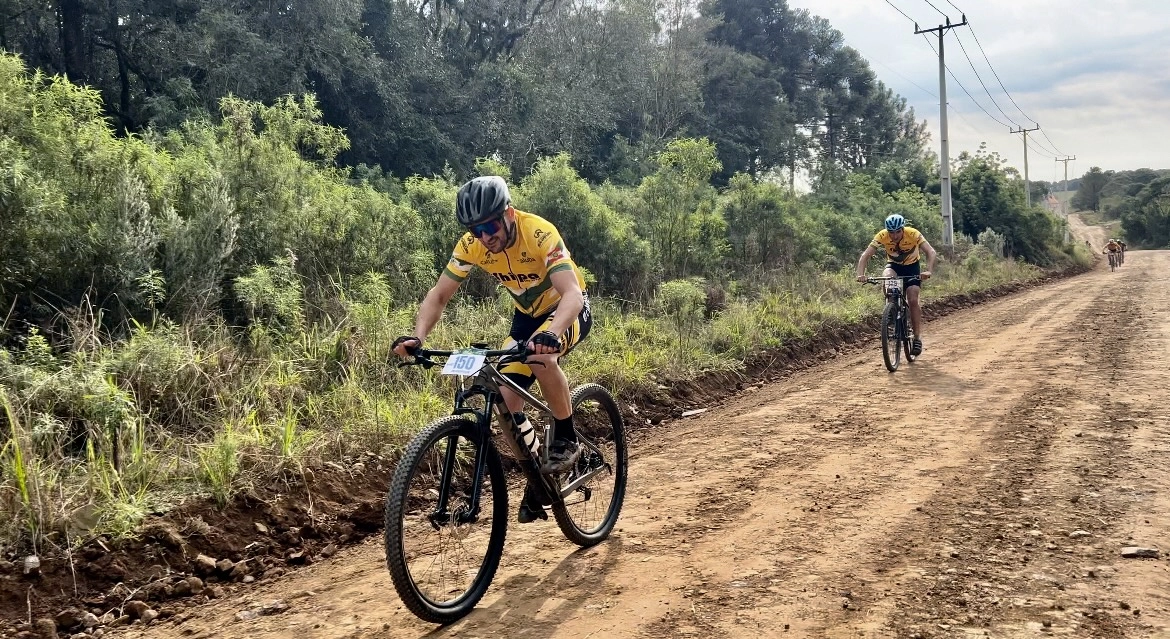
469, 217, 504, 238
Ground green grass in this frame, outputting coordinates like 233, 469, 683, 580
0, 252, 1065, 551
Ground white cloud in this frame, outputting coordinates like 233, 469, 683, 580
788, 0, 1170, 176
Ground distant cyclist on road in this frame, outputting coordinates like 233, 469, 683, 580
855, 214, 938, 356
1105, 239, 1122, 267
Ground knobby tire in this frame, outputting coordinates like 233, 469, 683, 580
881, 301, 901, 372
551, 383, 628, 546
384, 415, 508, 624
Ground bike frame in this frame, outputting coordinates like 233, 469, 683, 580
406, 346, 610, 525
867, 275, 914, 342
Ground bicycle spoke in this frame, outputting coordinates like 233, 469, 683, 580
551, 384, 627, 546
385, 417, 508, 623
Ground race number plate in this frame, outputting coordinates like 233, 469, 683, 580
885, 279, 902, 293
441, 349, 487, 376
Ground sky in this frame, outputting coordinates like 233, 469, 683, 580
786, 0, 1170, 184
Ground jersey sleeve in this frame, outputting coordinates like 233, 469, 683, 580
442, 234, 478, 282
538, 226, 575, 275
870, 230, 887, 250
911, 228, 925, 246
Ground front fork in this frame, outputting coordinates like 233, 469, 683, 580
887, 292, 908, 341
429, 393, 563, 528
430, 417, 493, 527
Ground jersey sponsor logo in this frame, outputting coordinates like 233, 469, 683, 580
482, 255, 499, 265
460, 235, 475, 252
519, 251, 537, 264
493, 272, 542, 284
533, 228, 551, 247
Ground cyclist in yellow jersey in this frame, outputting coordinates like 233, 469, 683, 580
855, 214, 938, 356
393, 176, 592, 524
1105, 239, 1122, 266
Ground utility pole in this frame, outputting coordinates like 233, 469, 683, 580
1056, 155, 1077, 214
1055, 155, 1077, 243
916, 15, 969, 248
1011, 124, 1041, 207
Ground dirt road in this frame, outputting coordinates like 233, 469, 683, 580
1069, 213, 1109, 252
124, 252, 1170, 639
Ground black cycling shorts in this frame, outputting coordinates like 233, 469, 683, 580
885, 261, 922, 289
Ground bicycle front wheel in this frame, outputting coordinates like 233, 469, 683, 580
901, 303, 918, 363
551, 383, 628, 546
384, 415, 508, 624
880, 301, 901, 372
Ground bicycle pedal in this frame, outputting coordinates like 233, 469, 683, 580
517, 503, 548, 523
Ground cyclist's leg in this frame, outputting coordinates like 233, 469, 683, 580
500, 298, 594, 521
497, 299, 592, 421
907, 283, 923, 337
499, 310, 544, 414
530, 296, 593, 470
499, 311, 552, 522
892, 261, 923, 352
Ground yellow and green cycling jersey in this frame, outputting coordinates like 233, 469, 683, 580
443, 210, 587, 317
870, 226, 925, 265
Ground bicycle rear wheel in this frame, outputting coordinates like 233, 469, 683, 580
551, 383, 628, 546
384, 415, 508, 624
880, 301, 901, 372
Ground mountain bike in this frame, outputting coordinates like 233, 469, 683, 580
1107, 251, 1118, 271
866, 276, 917, 372
383, 343, 627, 624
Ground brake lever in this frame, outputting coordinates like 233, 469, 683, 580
499, 344, 534, 367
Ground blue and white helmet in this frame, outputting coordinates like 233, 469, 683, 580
884, 214, 906, 232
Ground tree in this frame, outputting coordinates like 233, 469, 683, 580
635, 138, 727, 278
1118, 176, 1170, 248
1071, 166, 1111, 212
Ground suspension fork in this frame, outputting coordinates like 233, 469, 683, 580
431, 408, 494, 526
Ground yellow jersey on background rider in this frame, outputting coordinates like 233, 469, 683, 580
444, 210, 587, 317
870, 226, 926, 265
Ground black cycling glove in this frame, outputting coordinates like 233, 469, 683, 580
530, 330, 562, 351
392, 335, 422, 354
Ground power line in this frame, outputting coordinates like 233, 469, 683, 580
952, 31, 1023, 128
858, 48, 938, 98
883, 0, 918, 25
962, 19, 1069, 156
920, 33, 1011, 129
1026, 131, 1062, 158
920, 0, 949, 18
946, 101, 994, 138
1026, 138, 1056, 160
904, 0, 1072, 161
964, 26, 1035, 124
1038, 128, 1066, 157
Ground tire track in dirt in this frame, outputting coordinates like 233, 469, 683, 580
119, 253, 1170, 639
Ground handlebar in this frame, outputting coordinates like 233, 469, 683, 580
864, 276, 915, 284
397, 342, 530, 370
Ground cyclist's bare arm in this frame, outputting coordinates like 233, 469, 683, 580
529, 270, 584, 355
920, 239, 938, 278
855, 245, 878, 281
394, 276, 461, 357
